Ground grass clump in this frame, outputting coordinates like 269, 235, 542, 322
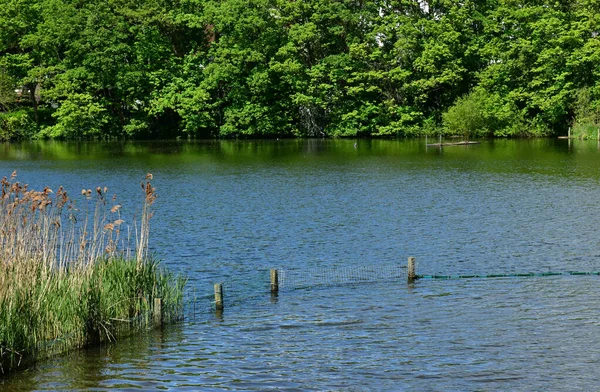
570, 87, 600, 140
570, 122, 600, 140
0, 172, 185, 374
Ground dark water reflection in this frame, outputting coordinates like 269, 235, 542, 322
2, 138, 600, 390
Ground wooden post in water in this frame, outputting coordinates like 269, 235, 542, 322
154, 298, 162, 326
270, 269, 279, 294
408, 257, 416, 282
568, 127, 571, 139
214, 283, 224, 311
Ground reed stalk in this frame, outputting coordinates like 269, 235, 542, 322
0, 172, 185, 374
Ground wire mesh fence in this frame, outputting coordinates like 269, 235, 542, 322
278, 263, 407, 290
182, 268, 274, 318
182, 263, 409, 318
180, 257, 600, 318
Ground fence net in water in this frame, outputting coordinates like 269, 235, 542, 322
182, 263, 408, 317
278, 263, 407, 290
182, 263, 600, 318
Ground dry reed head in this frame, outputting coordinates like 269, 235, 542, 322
140, 177, 156, 205
0, 172, 156, 271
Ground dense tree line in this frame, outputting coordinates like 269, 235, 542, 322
1, 0, 600, 140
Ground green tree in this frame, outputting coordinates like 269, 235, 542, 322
478, 1, 576, 135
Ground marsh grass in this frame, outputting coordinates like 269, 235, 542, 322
571, 122, 600, 140
0, 172, 185, 374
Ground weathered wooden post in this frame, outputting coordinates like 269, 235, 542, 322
568, 127, 571, 139
408, 257, 416, 282
214, 283, 224, 311
270, 269, 279, 294
154, 298, 162, 326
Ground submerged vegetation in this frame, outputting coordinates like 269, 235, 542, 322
0, 172, 185, 374
1, 1, 600, 139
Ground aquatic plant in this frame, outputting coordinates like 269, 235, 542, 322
0, 172, 185, 374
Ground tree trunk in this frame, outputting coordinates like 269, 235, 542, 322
27, 82, 40, 125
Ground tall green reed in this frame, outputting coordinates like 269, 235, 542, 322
0, 172, 185, 374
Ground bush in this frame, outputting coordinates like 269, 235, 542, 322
443, 88, 525, 138
570, 87, 600, 139
40, 93, 109, 138
0, 109, 37, 140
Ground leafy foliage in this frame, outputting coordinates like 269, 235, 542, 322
0, 0, 597, 138
443, 88, 526, 138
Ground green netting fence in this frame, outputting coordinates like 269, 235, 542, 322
277, 263, 406, 290
189, 258, 600, 315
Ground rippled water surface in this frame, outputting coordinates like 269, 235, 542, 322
2, 138, 600, 390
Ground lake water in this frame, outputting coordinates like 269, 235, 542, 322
2, 138, 600, 390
